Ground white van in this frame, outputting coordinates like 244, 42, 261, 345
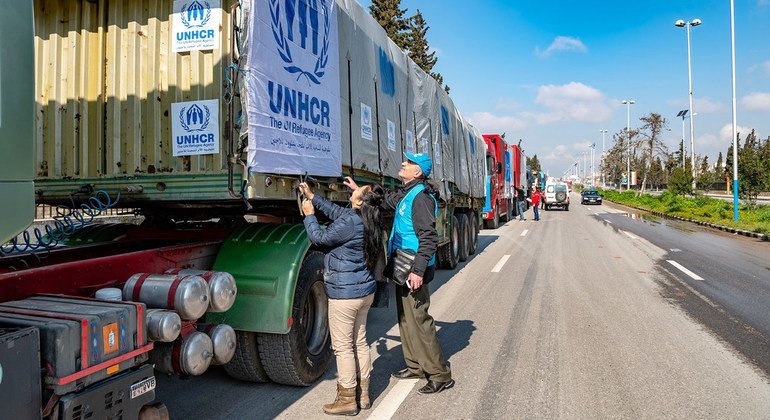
545, 182, 570, 211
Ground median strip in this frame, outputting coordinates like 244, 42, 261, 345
667, 260, 704, 281
491, 255, 511, 273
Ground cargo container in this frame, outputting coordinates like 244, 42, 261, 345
1, 0, 486, 416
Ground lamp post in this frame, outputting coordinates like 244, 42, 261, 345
622, 99, 635, 190
600, 129, 607, 187
675, 18, 702, 189
729, 1, 739, 220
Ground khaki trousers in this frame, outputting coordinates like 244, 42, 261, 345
396, 267, 452, 382
328, 294, 374, 388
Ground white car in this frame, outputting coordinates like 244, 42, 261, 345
545, 183, 570, 211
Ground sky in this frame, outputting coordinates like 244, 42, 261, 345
359, 0, 770, 177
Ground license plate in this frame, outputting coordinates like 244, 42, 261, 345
130, 376, 156, 399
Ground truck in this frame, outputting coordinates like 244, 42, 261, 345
481, 134, 527, 228
0, 0, 486, 418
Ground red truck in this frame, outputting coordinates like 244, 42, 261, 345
482, 135, 527, 228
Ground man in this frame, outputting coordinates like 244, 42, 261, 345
516, 186, 527, 221
344, 153, 454, 395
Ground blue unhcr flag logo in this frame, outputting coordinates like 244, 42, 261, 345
181, 1, 212, 29
180, 104, 211, 132
269, 0, 330, 85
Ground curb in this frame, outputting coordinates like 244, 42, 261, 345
603, 199, 769, 242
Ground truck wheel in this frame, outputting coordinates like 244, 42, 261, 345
257, 251, 331, 386
439, 215, 460, 269
468, 214, 479, 255
224, 331, 270, 382
458, 214, 470, 262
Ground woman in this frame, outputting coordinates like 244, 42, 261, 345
299, 181, 385, 416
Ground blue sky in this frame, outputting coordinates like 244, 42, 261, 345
359, 0, 770, 176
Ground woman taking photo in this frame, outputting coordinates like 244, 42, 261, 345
299, 182, 385, 416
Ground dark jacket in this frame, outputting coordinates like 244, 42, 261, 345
382, 179, 439, 279
303, 196, 376, 299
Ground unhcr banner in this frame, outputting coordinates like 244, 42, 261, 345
247, 0, 342, 176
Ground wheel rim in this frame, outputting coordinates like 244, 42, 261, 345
302, 281, 328, 356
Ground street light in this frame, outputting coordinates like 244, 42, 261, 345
675, 18, 702, 189
600, 129, 608, 187
622, 99, 635, 190
729, 1, 740, 221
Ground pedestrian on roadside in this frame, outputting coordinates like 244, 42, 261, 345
531, 186, 543, 221
344, 152, 454, 395
516, 186, 527, 221
299, 181, 386, 416
540, 184, 546, 210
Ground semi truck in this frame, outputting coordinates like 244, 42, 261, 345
481, 134, 526, 228
0, 0, 486, 418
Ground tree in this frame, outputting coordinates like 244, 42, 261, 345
369, 0, 409, 50
527, 155, 541, 173
407, 11, 437, 74
602, 129, 630, 188
737, 129, 765, 202
669, 166, 693, 196
637, 113, 669, 193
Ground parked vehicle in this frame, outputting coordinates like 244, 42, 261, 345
0, 1, 486, 417
545, 182, 571, 211
581, 190, 603, 205
481, 135, 527, 228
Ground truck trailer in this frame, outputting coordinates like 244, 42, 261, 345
0, 0, 486, 418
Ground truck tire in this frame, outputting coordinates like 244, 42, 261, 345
257, 251, 332, 386
468, 214, 479, 255
224, 331, 270, 382
458, 213, 470, 262
439, 215, 460, 269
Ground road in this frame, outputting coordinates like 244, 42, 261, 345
155, 193, 770, 419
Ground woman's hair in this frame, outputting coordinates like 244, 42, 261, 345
358, 184, 385, 272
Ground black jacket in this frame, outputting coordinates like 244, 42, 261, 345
303, 196, 376, 299
382, 179, 439, 278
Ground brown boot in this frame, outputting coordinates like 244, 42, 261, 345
356, 378, 371, 410
323, 384, 359, 416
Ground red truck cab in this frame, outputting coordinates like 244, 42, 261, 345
482, 134, 512, 228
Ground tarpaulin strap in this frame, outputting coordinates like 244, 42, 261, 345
132, 273, 152, 302
0, 307, 91, 369
166, 278, 184, 311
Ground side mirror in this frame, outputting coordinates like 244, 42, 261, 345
496, 162, 503, 174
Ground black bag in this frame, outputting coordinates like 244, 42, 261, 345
384, 248, 416, 286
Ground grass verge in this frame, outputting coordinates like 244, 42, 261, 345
599, 190, 770, 235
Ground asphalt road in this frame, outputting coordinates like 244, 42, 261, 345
155, 193, 770, 419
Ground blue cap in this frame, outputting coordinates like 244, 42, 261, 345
404, 153, 432, 178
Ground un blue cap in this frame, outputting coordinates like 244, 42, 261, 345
404, 153, 432, 177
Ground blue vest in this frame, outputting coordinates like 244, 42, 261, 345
388, 183, 438, 266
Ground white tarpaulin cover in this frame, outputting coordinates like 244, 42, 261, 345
247, 0, 342, 176
245, 0, 481, 194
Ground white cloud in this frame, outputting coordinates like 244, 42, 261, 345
524, 82, 612, 124
741, 92, 770, 111
543, 144, 574, 161
536, 36, 588, 58
748, 60, 770, 77
719, 123, 753, 141
468, 112, 528, 134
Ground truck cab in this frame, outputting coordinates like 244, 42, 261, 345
482, 134, 512, 228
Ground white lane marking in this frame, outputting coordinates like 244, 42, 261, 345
670, 248, 682, 252
520, 229, 529, 237
667, 260, 704, 281
491, 255, 511, 273
366, 379, 420, 420
620, 229, 639, 240
604, 219, 613, 224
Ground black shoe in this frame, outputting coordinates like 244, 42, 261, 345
391, 368, 423, 380
417, 379, 455, 394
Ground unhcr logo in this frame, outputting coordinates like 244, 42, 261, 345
181, 1, 212, 28
179, 104, 211, 132
269, 0, 331, 85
